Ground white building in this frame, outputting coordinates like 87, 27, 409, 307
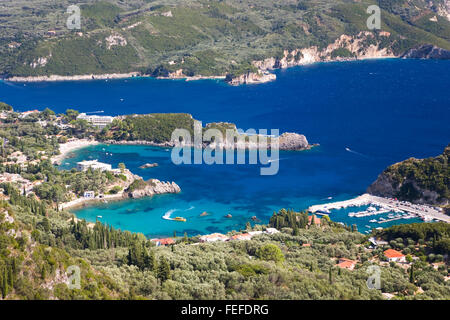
77, 113, 114, 128
265, 228, 279, 235
384, 249, 406, 263
199, 233, 229, 243
77, 160, 112, 172
83, 191, 95, 198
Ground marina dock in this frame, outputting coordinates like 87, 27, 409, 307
308, 194, 450, 223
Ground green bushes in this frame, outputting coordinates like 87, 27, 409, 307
256, 243, 284, 263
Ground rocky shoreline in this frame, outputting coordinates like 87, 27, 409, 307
103, 132, 314, 151
127, 179, 181, 199
60, 177, 181, 211
6, 72, 141, 83
4, 34, 449, 86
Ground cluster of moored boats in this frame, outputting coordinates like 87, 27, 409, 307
348, 205, 431, 234
348, 205, 419, 223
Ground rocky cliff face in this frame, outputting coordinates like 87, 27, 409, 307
401, 44, 450, 60
225, 71, 276, 85
228, 32, 394, 85
367, 172, 444, 205
252, 32, 394, 72
128, 179, 181, 198
277, 132, 309, 151
200, 132, 311, 150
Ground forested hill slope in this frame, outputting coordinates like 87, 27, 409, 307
1, 0, 450, 78
367, 145, 450, 205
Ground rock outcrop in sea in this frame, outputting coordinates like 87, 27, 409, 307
127, 179, 181, 199
277, 132, 309, 150
225, 71, 276, 85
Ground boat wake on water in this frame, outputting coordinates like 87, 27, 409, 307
162, 209, 178, 220
267, 157, 289, 163
162, 209, 187, 222
345, 147, 370, 158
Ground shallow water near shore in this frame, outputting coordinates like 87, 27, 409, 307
2, 59, 450, 236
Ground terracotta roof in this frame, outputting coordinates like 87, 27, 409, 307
230, 233, 252, 240
200, 233, 228, 240
337, 260, 356, 269
384, 249, 405, 258
337, 258, 356, 269
308, 215, 321, 225
302, 243, 311, 247
152, 238, 175, 245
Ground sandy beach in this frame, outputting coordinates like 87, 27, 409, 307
52, 139, 99, 165
59, 192, 127, 211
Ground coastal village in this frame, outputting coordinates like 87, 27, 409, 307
0, 106, 449, 298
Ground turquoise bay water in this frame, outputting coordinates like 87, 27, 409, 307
1, 59, 450, 236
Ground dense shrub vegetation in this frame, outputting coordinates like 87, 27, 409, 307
2, 0, 450, 77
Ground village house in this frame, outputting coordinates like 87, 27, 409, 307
368, 237, 389, 248
83, 191, 95, 199
230, 233, 252, 241
308, 215, 321, 226
77, 160, 112, 172
384, 249, 406, 263
265, 228, 279, 234
18, 110, 39, 118
337, 258, 357, 270
151, 238, 175, 246
199, 233, 228, 243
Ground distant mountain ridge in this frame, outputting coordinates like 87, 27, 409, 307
1, 0, 450, 80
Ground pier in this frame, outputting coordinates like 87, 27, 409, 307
308, 194, 450, 223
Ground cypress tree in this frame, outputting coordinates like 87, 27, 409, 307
157, 256, 170, 283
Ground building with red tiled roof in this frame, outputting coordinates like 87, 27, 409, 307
199, 233, 228, 243
384, 249, 406, 262
151, 238, 175, 246
308, 215, 321, 226
230, 233, 253, 241
337, 258, 357, 270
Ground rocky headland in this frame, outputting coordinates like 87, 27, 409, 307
367, 145, 449, 206
401, 44, 450, 60
126, 179, 181, 199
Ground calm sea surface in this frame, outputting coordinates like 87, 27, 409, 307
1, 59, 449, 236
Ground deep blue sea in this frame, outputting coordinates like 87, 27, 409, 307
1, 59, 449, 237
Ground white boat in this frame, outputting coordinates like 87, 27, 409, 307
369, 219, 377, 223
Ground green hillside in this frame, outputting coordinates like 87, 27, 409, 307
368, 145, 450, 205
1, 0, 450, 77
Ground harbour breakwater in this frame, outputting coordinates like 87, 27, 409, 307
308, 193, 450, 223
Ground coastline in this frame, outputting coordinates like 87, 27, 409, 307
6, 72, 141, 83
52, 139, 99, 165
59, 192, 127, 211
3, 57, 398, 84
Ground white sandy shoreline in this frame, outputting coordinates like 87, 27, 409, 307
4, 72, 226, 83
52, 139, 99, 165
